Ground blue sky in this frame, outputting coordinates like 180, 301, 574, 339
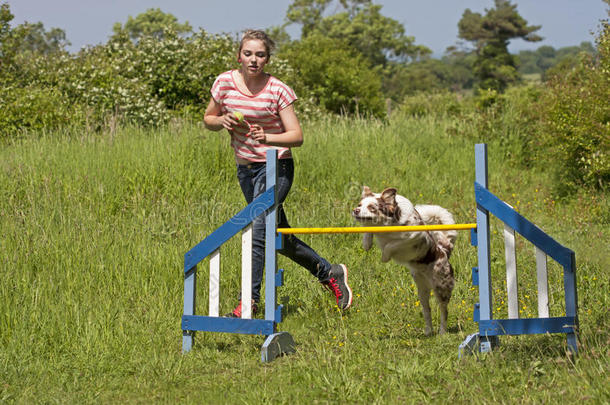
6, 0, 608, 55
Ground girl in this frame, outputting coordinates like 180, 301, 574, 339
203, 29, 352, 317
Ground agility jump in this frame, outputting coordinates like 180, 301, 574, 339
181, 144, 578, 362
277, 223, 476, 235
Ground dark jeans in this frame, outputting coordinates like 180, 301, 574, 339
236, 158, 331, 302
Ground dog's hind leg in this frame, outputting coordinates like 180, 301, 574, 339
414, 278, 433, 336
435, 295, 449, 335
433, 260, 454, 335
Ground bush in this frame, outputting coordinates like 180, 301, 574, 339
277, 35, 386, 119
2, 24, 387, 132
540, 22, 609, 192
398, 91, 463, 117
475, 85, 544, 165
0, 85, 83, 136
382, 60, 452, 101
128, 29, 236, 111
0, 29, 241, 133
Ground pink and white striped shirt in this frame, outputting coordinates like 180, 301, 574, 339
210, 70, 298, 163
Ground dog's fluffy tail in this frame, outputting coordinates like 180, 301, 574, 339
415, 204, 458, 254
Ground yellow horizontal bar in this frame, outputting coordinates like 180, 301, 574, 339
277, 223, 477, 235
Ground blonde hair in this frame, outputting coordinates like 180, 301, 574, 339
238, 29, 275, 60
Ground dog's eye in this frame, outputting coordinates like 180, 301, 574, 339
367, 204, 377, 213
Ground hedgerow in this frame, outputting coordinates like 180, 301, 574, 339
0, 3, 607, 194
539, 21, 609, 192
0, 23, 387, 135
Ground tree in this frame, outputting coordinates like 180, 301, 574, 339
277, 33, 385, 118
284, 0, 430, 102
383, 60, 450, 98
0, 2, 11, 40
1, 2, 68, 79
266, 24, 292, 51
11, 22, 70, 54
458, 0, 542, 92
0, 2, 13, 64
318, 4, 430, 65
516, 42, 596, 77
286, 0, 334, 38
286, 0, 430, 66
442, 47, 477, 90
112, 8, 192, 42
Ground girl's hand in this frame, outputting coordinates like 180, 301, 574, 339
249, 124, 267, 144
221, 113, 242, 130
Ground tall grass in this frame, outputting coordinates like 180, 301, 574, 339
0, 115, 608, 403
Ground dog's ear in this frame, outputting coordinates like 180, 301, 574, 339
362, 185, 374, 197
380, 188, 397, 205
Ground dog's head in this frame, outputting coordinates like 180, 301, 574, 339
352, 186, 408, 225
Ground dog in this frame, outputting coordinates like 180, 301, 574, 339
352, 186, 457, 335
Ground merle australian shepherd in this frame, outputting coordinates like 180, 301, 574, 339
352, 186, 457, 335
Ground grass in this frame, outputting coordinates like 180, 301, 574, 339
0, 114, 608, 404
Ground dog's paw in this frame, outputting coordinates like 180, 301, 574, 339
381, 251, 392, 263
362, 233, 373, 251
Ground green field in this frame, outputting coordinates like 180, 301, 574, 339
1, 115, 608, 403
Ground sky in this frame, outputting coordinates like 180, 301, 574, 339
6, 0, 608, 56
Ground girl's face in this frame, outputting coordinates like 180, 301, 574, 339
239, 39, 269, 77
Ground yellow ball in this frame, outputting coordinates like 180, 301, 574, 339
234, 111, 244, 122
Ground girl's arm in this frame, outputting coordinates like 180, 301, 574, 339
203, 98, 241, 131
250, 104, 303, 147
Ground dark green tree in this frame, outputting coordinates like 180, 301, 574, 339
517, 42, 596, 75
1, 2, 68, 84
284, 0, 430, 102
286, 0, 430, 66
112, 8, 192, 42
286, 0, 333, 37
382, 59, 450, 99
0, 2, 13, 64
11, 22, 70, 54
266, 24, 292, 51
0, 2, 11, 40
277, 33, 385, 118
442, 47, 477, 90
458, 0, 542, 92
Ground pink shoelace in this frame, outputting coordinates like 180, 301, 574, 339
325, 278, 343, 300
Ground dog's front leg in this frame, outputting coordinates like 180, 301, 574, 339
362, 232, 373, 251
380, 240, 403, 263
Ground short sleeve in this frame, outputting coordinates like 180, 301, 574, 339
276, 81, 298, 111
210, 75, 223, 104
